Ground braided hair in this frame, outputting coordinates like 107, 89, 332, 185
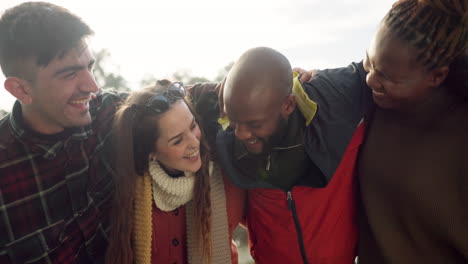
383, 0, 467, 70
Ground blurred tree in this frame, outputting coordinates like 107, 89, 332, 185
140, 62, 234, 87
139, 74, 158, 88
214, 62, 234, 82
172, 70, 210, 85
140, 69, 210, 87
93, 49, 130, 92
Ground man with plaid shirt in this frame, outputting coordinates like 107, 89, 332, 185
0, 2, 124, 263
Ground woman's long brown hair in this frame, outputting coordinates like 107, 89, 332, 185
106, 80, 212, 264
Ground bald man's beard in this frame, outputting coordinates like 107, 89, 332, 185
258, 114, 288, 154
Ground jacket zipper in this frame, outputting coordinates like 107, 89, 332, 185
266, 154, 271, 172
287, 190, 309, 264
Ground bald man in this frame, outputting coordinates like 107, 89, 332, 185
190, 47, 372, 264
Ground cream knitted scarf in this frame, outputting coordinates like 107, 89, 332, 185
149, 160, 195, 212
133, 161, 232, 264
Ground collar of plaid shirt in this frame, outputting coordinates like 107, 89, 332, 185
8, 101, 94, 159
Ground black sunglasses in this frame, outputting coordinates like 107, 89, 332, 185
145, 82, 186, 113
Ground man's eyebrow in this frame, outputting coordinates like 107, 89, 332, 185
54, 65, 85, 77
53, 59, 95, 77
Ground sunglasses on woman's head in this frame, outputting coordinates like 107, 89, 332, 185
145, 82, 186, 113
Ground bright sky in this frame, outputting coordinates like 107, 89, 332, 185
0, 0, 395, 111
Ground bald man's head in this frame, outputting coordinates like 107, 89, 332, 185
225, 47, 293, 106
223, 47, 296, 154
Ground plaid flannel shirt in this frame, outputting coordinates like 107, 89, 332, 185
0, 89, 124, 264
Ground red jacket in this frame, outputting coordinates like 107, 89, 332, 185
150, 175, 246, 264
246, 124, 364, 263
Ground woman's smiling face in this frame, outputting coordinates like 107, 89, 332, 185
364, 25, 437, 110
152, 100, 202, 174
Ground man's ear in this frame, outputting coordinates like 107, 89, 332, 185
4, 77, 33, 104
281, 94, 296, 118
428, 66, 449, 88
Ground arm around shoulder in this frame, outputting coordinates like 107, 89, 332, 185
302, 61, 373, 122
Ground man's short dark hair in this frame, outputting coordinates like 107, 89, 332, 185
0, 2, 94, 78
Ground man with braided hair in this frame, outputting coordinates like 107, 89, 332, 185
356, 0, 468, 263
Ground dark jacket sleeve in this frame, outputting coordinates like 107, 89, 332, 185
302, 61, 372, 182
188, 83, 222, 155
303, 61, 371, 123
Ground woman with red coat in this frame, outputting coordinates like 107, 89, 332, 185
105, 80, 245, 264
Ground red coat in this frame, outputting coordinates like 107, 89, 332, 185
150, 175, 246, 264
245, 124, 364, 263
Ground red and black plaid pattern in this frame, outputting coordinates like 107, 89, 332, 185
0, 89, 124, 264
